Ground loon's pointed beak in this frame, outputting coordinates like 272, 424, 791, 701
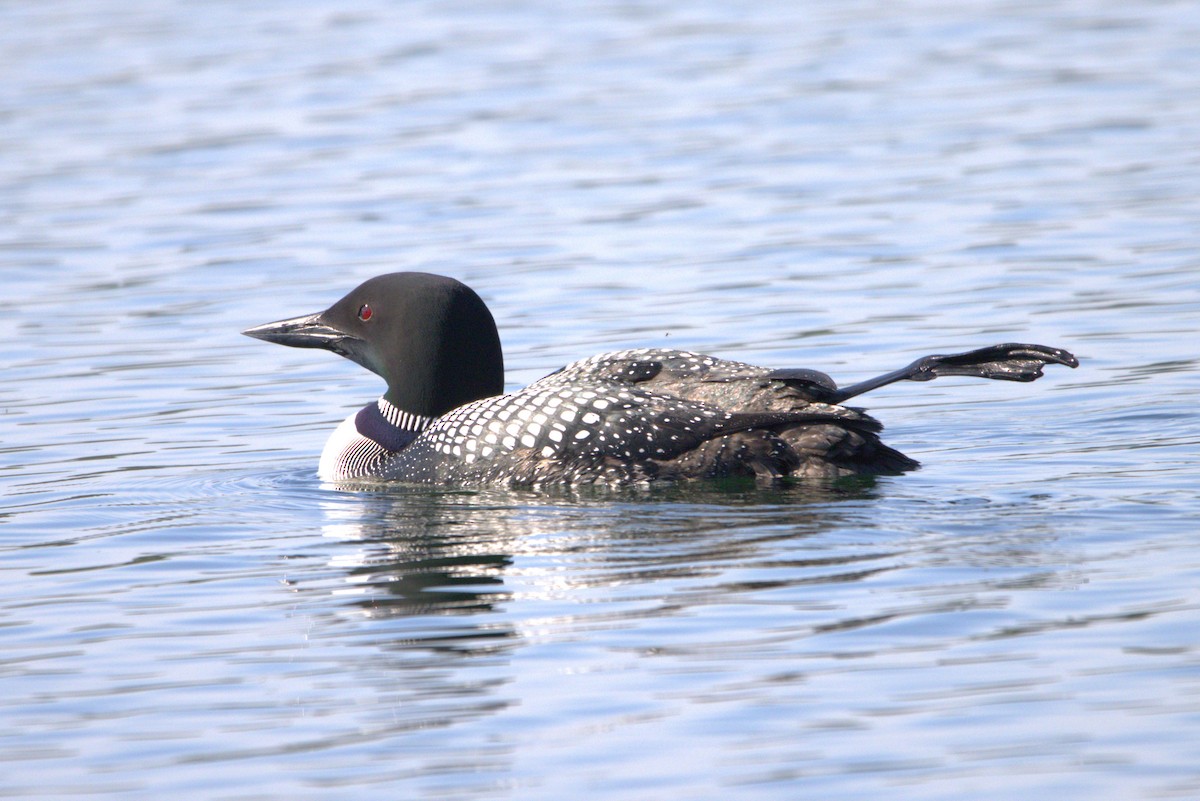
244, 311, 383, 377
242, 312, 353, 350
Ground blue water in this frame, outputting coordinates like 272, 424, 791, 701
3, 1, 1200, 798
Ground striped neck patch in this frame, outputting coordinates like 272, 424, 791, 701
377, 397, 436, 432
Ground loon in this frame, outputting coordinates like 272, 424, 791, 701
243, 272, 1077, 486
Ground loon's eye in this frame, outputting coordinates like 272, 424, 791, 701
358, 303, 373, 322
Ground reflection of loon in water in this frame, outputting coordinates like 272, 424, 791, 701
315, 481, 875, 628
316, 491, 516, 626
298, 481, 882, 755
245, 272, 1078, 486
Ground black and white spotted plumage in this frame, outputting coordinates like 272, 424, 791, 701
243, 272, 1077, 487
325, 348, 913, 486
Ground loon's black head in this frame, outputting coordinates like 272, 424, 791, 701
243, 272, 504, 417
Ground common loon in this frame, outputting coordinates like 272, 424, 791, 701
243, 272, 1077, 486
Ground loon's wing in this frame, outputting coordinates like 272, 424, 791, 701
530, 342, 1077, 411
495, 384, 903, 483
533, 348, 840, 408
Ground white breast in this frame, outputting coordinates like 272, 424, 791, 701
318, 411, 372, 481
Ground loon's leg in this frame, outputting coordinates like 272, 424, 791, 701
826, 343, 1078, 404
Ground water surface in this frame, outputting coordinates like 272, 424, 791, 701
3, 1, 1200, 799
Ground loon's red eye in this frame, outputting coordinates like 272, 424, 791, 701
358, 303, 373, 322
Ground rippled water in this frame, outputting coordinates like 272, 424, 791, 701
3, 1, 1200, 798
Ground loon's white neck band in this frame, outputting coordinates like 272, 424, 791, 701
377, 397, 435, 432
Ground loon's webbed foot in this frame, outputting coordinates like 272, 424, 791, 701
911, 343, 1078, 381
822, 343, 1078, 403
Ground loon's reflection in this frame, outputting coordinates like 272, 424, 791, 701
315, 478, 882, 628
295, 478, 885, 764
318, 489, 522, 631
